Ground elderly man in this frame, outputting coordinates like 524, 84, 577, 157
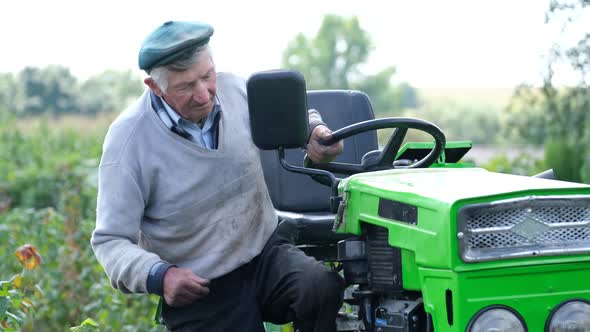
91, 21, 345, 332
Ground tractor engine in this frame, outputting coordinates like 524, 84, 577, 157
338, 223, 428, 332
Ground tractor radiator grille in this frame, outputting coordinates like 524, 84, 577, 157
457, 195, 590, 262
366, 224, 402, 292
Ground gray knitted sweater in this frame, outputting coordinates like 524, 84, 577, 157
91, 73, 280, 293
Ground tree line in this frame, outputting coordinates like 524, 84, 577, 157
0, 15, 506, 147
1, 3, 588, 182
504, 0, 589, 182
0, 15, 419, 120
0, 67, 144, 116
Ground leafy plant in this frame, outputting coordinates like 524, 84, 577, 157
70, 318, 100, 332
0, 114, 164, 331
1, 244, 42, 330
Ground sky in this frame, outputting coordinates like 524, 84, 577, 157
0, 0, 585, 88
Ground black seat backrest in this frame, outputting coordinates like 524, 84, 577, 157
260, 90, 378, 212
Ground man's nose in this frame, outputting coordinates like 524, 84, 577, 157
193, 83, 209, 104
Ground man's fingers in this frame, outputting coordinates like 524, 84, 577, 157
190, 274, 210, 286
306, 144, 320, 161
165, 279, 210, 307
183, 279, 210, 297
314, 127, 343, 151
177, 273, 210, 298
306, 124, 344, 163
308, 143, 326, 163
320, 131, 334, 141
314, 127, 333, 142
163, 267, 212, 307
308, 138, 343, 163
187, 274, 210, 296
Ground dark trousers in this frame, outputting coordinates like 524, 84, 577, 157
161, 230, 345, 332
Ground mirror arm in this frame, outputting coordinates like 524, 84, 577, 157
278, 148, 342, 213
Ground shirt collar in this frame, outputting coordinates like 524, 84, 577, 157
159, 96, 221, 131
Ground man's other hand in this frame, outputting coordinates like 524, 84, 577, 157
306, 125, 344, 163
163, 267, 210, 307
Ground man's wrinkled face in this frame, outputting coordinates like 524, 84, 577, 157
158, 50, 217, 123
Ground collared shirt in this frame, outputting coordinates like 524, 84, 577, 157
159, 96, 221, 149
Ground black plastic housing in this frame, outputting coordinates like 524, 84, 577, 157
247, 69, 309, 150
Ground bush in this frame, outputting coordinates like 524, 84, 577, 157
482, 152, 546, 176
0, 115, 163, 331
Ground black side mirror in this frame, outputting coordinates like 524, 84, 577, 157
247, 69, 309, 150
247, 69, 341, 212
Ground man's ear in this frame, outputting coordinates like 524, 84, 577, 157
144, 77, 163, 97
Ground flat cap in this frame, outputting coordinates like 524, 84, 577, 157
138, 21, 214, 71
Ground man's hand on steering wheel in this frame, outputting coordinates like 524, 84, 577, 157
306, 125, 344, 163
304, 118, 446, 176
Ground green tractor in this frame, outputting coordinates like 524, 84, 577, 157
248, 70, 590, 332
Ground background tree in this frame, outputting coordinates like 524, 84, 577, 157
280, 14, 506, 146
408, 102, 502, 145
0, 73, 20, 114
281, 14, 418, 116
79, 70, 144, 114
1, 67, 144, 117
19, 66, 81, 116
504, 0, 590, 182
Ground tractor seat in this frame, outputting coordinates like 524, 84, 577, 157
260, 90, 378, 250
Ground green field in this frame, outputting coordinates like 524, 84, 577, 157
0, 115, 165, 331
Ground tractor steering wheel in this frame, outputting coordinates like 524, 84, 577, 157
306, 117, 446, 175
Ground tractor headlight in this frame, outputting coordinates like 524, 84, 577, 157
467, 306, 526, 332
546, 300, 590, 332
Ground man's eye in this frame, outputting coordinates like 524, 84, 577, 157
203, 70, 214, 80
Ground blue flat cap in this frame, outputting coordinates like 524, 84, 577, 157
138, 21, 214, 71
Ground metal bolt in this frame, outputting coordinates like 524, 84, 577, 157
457, 232, 464, 239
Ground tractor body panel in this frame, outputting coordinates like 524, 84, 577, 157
335, 167, 590, 330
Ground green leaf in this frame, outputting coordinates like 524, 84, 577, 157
0, 296, 8, 320
5, 310, 23, 325
34, 284, 44, 297
0, 288, 8, 298
0, 282, 10, 296
70, 318, 100, 332
80, 318, 99, 327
